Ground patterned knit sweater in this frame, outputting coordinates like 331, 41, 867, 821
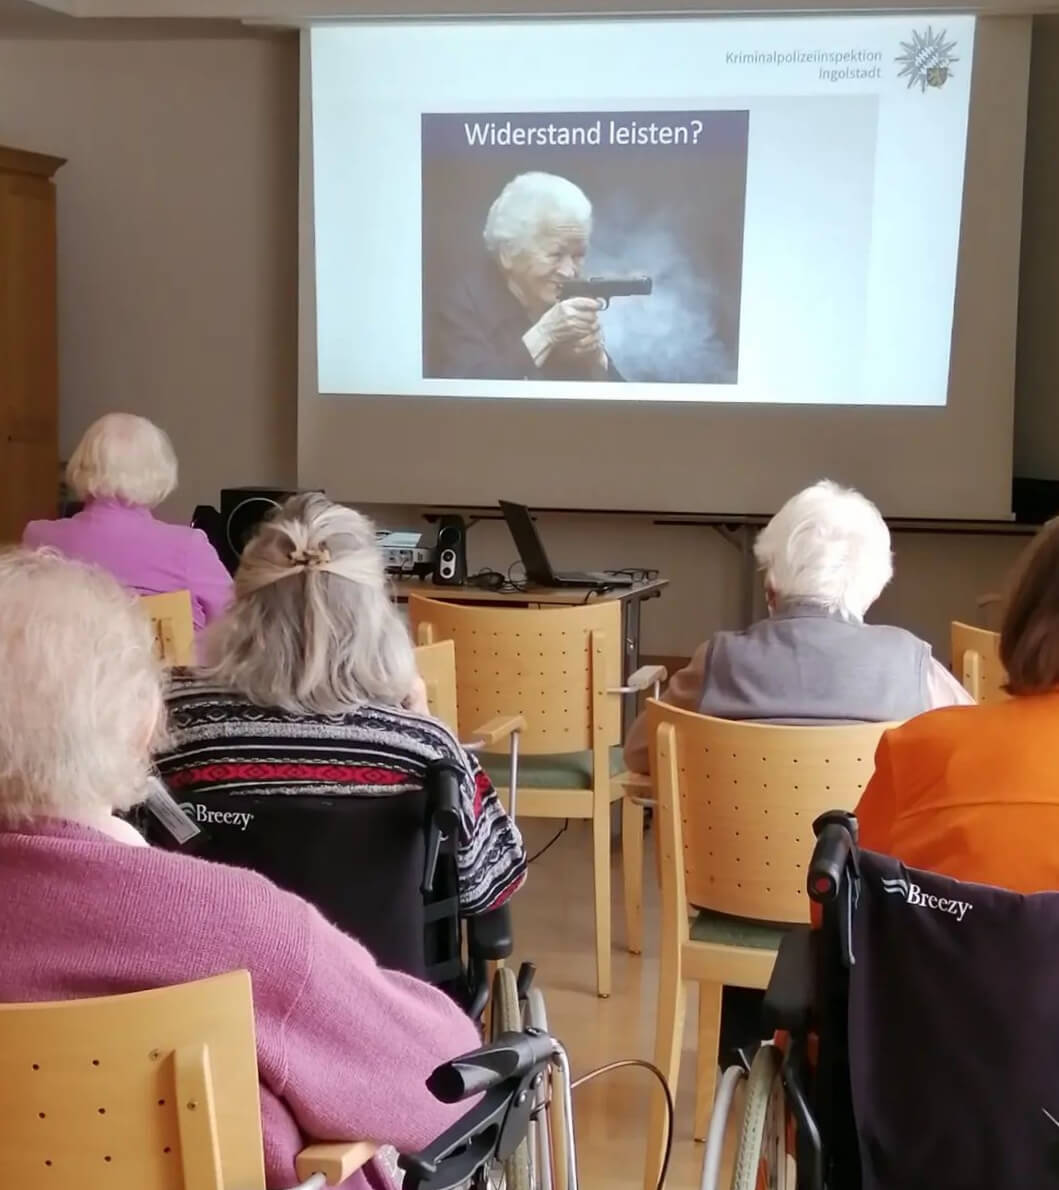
156, 670, 526, 915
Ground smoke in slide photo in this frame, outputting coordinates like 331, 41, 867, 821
588, 202, 735, 384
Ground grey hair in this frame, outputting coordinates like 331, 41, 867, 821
66, 412, 178, 508
204, 493, 418, 715
483, 171, 592, 260
754, 480, 894, 619
0, 548, 163, 826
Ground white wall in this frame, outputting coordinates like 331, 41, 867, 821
0, 33, 300, 518
0, 24, 1042, 660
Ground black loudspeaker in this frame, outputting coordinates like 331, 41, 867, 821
433, 515, 467, 586
1012, 477, 1059, 526
217, 487, 301, 573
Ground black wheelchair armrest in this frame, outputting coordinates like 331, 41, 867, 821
762, 925, 815, 1035
466, 903, 514, 961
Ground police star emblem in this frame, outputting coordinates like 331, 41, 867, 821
896, 26, 958, 92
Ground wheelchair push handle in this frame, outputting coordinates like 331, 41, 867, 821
808, 812, 858, 904
426, 1030, 556, 1103
422, 759, 463, 895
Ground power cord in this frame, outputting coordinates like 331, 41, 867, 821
527, 820, 569, 864
571, 1058, 675, 1190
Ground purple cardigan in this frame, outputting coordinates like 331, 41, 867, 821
22, 499, 232, 632
0, 819, 480, 1189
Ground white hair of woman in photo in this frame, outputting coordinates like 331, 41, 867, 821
0, 548, 162, 841
204, 491, 423, 715
483, 171, 609, 373
753, 479, 894, 619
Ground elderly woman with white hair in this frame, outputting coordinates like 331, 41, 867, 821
0, 547, 482, 1189
625, 480, 971, 772
157, 492, 526, 916
23, 412, 232, 631
428, 170, 622, 382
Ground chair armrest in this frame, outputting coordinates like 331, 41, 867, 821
295, 1141, 377, 1185
463, 714, 526, 751
613, 769, 656, 806
761, 926, 815, 1036
467, 902, 514, 961
607, 664, 668, 695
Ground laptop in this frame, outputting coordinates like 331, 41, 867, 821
499, 501, 635, 590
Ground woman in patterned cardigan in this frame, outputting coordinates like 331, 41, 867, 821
157, 492, 526, 916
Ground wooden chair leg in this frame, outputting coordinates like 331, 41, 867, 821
592, 803, 612, 998
644, 936, 685, 1190
621, 797, 644, 956
693, 982, 724, 1141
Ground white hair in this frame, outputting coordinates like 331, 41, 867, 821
753, 480, 893, 619
204, 493, 418, 715
0, 549, 163, 826
483, 171, 592, 260
66, 412, 178, 508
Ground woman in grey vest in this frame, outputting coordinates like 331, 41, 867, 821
625, 480, 970, 772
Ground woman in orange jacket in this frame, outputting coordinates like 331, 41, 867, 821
856, 517, 1059, 893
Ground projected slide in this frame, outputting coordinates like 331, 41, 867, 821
311, 16, 975, 405
421, 111, 748, 384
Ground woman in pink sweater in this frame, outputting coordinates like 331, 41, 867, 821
0, 547, 479, 1189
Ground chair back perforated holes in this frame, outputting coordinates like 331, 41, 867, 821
408, 596, 622, 753
0, 972, 265, 1190
647, 702, 892, 922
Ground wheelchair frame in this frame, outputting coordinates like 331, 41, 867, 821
700, 811, 862, 1190
400, 963, 579, 1190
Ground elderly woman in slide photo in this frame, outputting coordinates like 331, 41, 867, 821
157, 492, 526, 917
23, 412, 232, 632
625, 479, 972, 772
429, 170, 622, 382
0, 547, 480, 1189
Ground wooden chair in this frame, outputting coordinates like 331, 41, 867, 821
642, 702, 891, 1189
414, 636, 526, 757
0, 969, 372, 1189
409, 594, 663, 998
140, 590, 194, 667
415, 640, 460, 728
951, 620, 1008, 704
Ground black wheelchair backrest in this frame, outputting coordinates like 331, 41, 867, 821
148, 788, 432, 979
848, 851, 1059, 1190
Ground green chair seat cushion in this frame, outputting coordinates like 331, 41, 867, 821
478, 745, 626, 791
690, 907, 790, 951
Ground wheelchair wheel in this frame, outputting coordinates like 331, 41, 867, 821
731, 1044, 789, 1190
492, 967, 532, 1190
525, 989, 558, 1190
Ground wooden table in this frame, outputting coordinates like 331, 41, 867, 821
391, 576, 668, 735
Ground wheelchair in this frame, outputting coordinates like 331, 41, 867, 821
143, 758, 511, 1019
701, 811, 1059, 1190
396, 959, 577, 1190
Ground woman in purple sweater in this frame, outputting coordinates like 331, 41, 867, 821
0, 547, 480, 1189
22, 412, 232, 632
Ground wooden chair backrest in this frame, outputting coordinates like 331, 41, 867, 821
649, 701, 891, 923
415, 639, 460, 730
408, 594, 621, 754
140, 590, 194, 667
950, 620, 1007, 704
0, 971, 264, 1190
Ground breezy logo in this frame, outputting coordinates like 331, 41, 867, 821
881, 875, 972, 922
179, 803, 254, 832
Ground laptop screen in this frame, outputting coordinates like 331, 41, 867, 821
499, 501, 554, 585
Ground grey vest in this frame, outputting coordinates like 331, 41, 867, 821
699, 601, 931, 724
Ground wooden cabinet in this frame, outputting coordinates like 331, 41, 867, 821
0, 146, 64, 544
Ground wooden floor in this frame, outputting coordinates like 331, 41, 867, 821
512, 819, 743, 1190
